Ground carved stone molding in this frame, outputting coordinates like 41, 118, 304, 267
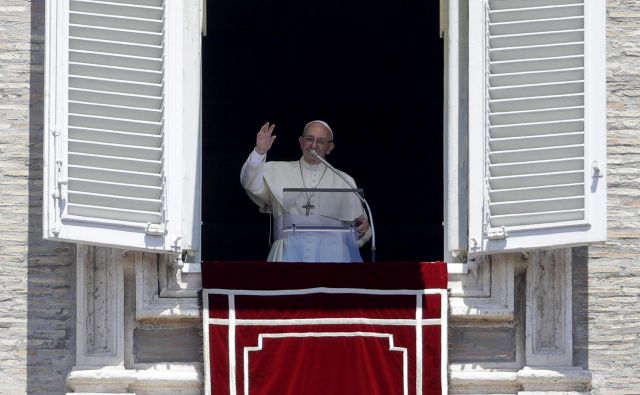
449, 257, 492, 298
526, 249, 573, 367
76, 245, 125, 367
135, 252, 200, 320
449, 259, 527, 371
449, 254, 517, 320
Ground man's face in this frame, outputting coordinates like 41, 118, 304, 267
299, 123, 335, 164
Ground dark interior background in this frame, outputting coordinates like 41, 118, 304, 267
202, 0, 443, 261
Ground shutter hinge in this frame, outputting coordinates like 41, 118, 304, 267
146, 222, 168, 236
486, 226, 508, 240
51, 222, 61, 236
52, 129, 67, 199
52, 159, 68, 199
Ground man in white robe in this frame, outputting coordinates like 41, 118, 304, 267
240, 120, 371, 262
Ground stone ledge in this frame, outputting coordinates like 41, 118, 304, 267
518, 367, 591, 385
67, 364, 202, 395
450, 369, 519, 394
450, 367, 591, 394
518, 392, 590, 395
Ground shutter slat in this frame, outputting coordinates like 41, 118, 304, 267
68, 165, 162, 186
490, 42, 583, 62
490, 68, 584, 87
69, 152, 162, 174
490, 196, 583, 215
490, 144, 584, 164
69, 76, 162, 96
70, 63, 162, 83
489, 16, 583, 36
490, 0, 580, 10
490, 209, 584, 227
492, 201, 584, 215
68, 203, 162, 223
489, 4, 583, 23
490, 81, 583, 100
490, 93, 583, 113
69, 139, 162, 160
490, 131, 583, 151
489, 157, 583, 177
69, 127, 162, 147
104, 0, 162, 6
69, 24, 162, 45
492, 56, 583, 74
70, 37, 162, 58
69, 114, 162, 134
69, 178, 162, 199
70, 50, 162, 71
69, 88, 161, 109
491, 119, 583, 138
69, 190, 162, 212
489, 106, 584, 126
69, 101, 162, 122
71, 0, 163, 19
490, 170, 583, 190
490, 29, 583, 48
69, 12, 162, 32
490, 183, 584, 201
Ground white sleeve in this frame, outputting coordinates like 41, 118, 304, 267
240, 149, 268, 196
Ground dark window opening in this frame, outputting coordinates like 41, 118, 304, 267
202, 0, 443, 261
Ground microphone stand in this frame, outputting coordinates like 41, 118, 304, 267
310, 150, 377, 262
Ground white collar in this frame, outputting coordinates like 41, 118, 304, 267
299, 156, 325, 171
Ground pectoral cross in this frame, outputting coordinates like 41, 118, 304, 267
302, 200, 315, 216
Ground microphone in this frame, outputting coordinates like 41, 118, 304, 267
309, 149, 377, 262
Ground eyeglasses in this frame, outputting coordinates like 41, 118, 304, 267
301, 135, 332, 146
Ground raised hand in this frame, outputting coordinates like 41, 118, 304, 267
255, 122, 276, 155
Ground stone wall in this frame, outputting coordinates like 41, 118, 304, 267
0, 1, 76, 394
588, 259, 640, 393
587, 1, 640, 393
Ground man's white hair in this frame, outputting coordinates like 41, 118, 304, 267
304, 120, 334, 141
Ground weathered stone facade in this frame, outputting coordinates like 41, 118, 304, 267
0, 1, 76, 394
0, 0, 639, 394
586, 2, 640, 392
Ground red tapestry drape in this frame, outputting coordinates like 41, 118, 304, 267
202, 261, 448, 395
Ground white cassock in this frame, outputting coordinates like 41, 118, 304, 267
240, 149, 371, 262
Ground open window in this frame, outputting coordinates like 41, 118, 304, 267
200, 0, 444, 262
44, 0, 202, 255
44, 0, 606, 263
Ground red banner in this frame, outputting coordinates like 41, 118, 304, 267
202, 262, 448, 395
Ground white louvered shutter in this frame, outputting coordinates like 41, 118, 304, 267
44, 0, 201, 253
467, 0, 606, 254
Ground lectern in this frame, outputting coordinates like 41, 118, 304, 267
281, 188, 364, 262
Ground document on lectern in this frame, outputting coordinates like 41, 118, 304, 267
281, 188, 364, 263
